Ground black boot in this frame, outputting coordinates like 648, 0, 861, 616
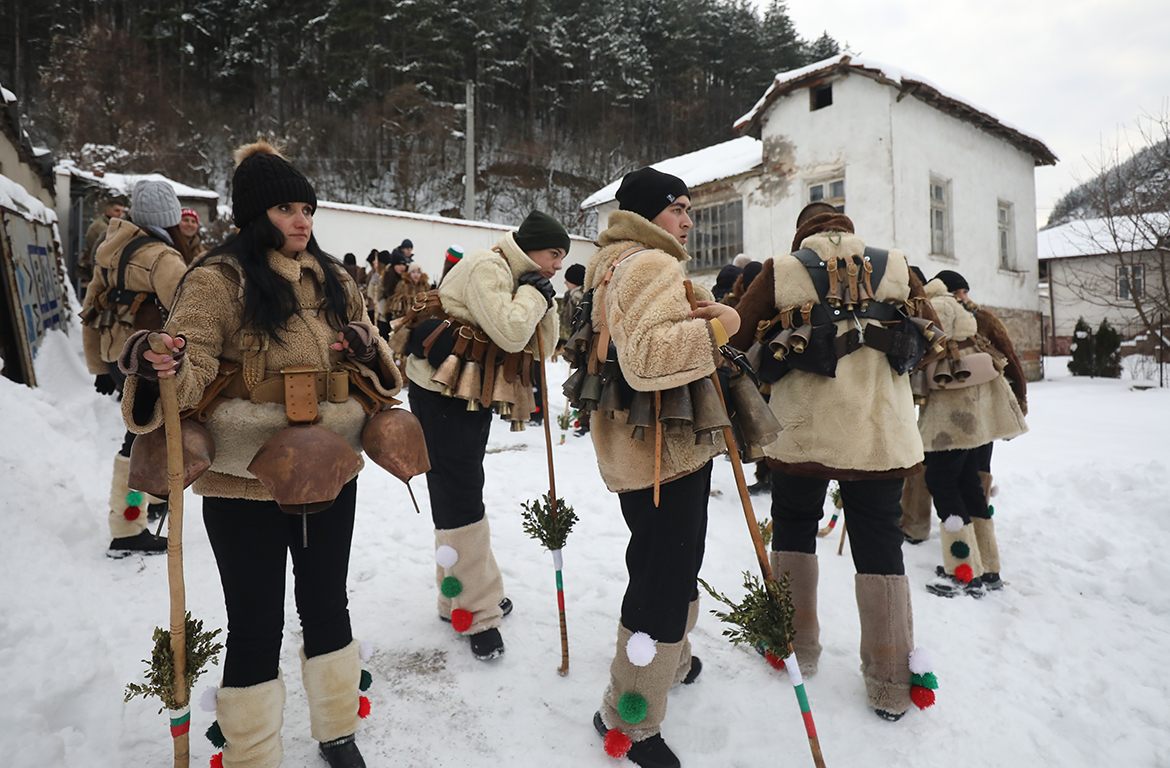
108, 529, 167, 558
681, 656, 702, 685
593, 712, 680, 768
470, 628, 505, 660
319, 734, 366, 768
147, 501, 167, 523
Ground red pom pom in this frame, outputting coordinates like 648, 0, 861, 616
910, 685, 936, 710
764, 651, 786, 671
450, 609, 474, 633
210, 753, 224, 768
603, 728, 632, 758
358, 695, 371, 719
123, 506, 141, 521
954, 564, 974, 584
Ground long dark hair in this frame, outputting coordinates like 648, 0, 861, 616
184, 214, 350, 343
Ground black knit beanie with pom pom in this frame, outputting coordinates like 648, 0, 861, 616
231, 141, 317, 228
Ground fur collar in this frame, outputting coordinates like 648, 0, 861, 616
496, 232, 542, 279
599, 210, 689, 263
923, 278, 949, 299
267, 249, 326, 285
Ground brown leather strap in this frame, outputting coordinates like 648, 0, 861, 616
594, 247, 648, 364
181, 361, 242, 422
283, 367, 322, 424
480, 341, 498, 406
503, 350, 521, 384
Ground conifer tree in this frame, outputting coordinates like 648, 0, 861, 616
1094, 319, 1122, 378
1068, 317, 1095, 376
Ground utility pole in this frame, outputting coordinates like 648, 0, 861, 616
464, 80, 475, 221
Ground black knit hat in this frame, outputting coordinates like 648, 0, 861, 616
933, 269, 970, 292
390, 248, 412, 267
399, 239, 413, 250
231, 141, 317, 228
514, 210, 570, 253
615, 167, 690, 223
564, 263, 586, 286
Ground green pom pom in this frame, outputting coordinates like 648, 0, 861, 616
988, 505, 995, 517
360, 670, 372, 691
949, 541, 970, 559
126, 491, 145, 507
910, 672, 938, 690
206, 720, 226, 749
617, 692, 648, 724
440, 576, 463, 598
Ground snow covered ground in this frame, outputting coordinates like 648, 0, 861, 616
2, 322, 1169, 768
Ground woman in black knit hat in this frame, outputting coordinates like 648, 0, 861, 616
119, 141, 403, 768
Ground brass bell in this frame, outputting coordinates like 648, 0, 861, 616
455, 360, 482, 408
626, 390, 654, 441
910, 370, 929, 404
565, 322, 593, 361
579, 374, 602, 411
690, 377, 731, 442
598, 377, 623, 416
951, 355, 972, 382
769, 328, 794, 360
510, 420, 527, 432
431, 354, 461, 397
491, 371, 513, 418
788, 324, 812, 354
728, 373, 781, 450
932, 357, 954, 388
510, 377, 535, 423
562, 367, 587, 405
745, 342, 765, 372
658, 385, 693, 433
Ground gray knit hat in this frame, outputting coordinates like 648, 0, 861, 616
130, 180, 182, 230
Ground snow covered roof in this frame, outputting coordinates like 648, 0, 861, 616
1038, 213, 1169, 260
0, 79, 56, 195
735, 54, 1057, 167
0, 172, 58, 226
56, 160, 219, 200
317, 200, 596, 242
579, 136, 763, 211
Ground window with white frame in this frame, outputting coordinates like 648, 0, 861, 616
1117, 264, 1144, 300
930, 176, 952, 256
690, 199, 744, 271
997, 201, 1014, 269
808, 177, 845, 213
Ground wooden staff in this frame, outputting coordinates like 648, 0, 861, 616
535, 324, 570, 676
683, 283, 826, 768
837, 520, 848, 556
149, 333, 189, 768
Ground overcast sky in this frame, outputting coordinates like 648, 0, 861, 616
775, 0, 1170, 227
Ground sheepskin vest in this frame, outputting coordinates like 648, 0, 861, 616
123, 249, 403, 500
404, 233, 557, 393
762, 231, 924, 477
916, 280, 1027, 452
584, 210, 724, 493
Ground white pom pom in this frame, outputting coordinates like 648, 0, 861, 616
199, 685, 219, 713
360, 640, 373, 662
943, 515, 964, 533
989, 485, 999, 498
625, 632, 657, 667
435, 545, 459, 569
908, 647, 934, 675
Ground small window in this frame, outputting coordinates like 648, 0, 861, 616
808, 176, 845, 213
810, 84, 833, 111
1117, 264, 1144, 300
690, 200, 744, 272
997, 201, 1014, 269
929, 176, 951, 256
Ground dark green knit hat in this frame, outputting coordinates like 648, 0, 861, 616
514, 210, 570, 253
231, 141, 317, 228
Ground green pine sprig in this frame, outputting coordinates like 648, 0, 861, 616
125, 613, 223, 713
520, 493, 578, 551
699, 571, 795, 653
556, 409, 575, 430
829, 481, 843, 509
758, 517, 773, 547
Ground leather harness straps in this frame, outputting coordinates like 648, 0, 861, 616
594, 247, 649, 364
793, 247, 898, 325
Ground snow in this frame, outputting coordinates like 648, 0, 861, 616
1038, 213, 1170, 260
1, 85, 14, 104
0, 171, 58, 226
579, 137, 762, 211
55, 160, 219, 200
2, 324, 1170, 768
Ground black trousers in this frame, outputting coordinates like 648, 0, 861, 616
203, 479, 358, 688
923, 445, 991, 524
617, 462, 712, 643
409, 384, 493, 530
770, 469, 906, 576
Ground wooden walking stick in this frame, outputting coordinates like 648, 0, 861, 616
522, 324, 575, 676
837, 519, 848, 556
684, 283, 827, 768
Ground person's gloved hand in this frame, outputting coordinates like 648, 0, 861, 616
94, 374, 117, 396
331, 321, 379, 363
518, 271, 556, 309
119, 331, 186, 381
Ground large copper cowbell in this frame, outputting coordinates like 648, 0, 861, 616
248, 424, 360, 514
128, 420, 216, 497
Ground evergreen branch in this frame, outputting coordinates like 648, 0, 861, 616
124, 613, 223, 713
699, 571, 795, 654
520, 493, 578, 552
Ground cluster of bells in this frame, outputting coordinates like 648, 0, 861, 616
429, 352, 537, 431
563, 364, 780, 458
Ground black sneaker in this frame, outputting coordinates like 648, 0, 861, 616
593, 713, 680, 768
902, 532, 926, 545
981, 572, 1003, 591
441, 597, 513, 623
681, 656, 702, 685
926, 566, 985, 599
874, 708, 906, 722
747, 478, 771, 495
319, 734, 366, 767
108, 529, 167, 558
469, 628, 505, 660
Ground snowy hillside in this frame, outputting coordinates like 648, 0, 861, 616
1, 322, 1168, 768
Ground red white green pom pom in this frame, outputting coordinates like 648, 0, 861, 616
911, 672, 938, 690
360, 670, 372, 691
126, 491, 144, 507
210, 753, 223, 768
911, 685, 936, 709
205, 720, 225, 748
765, 650, 786, 671
440, 576, 463, 598
625, 632, 657, 667
435, 545, 459, 569
124, 506, 142, 521
359, 640, 372, 662
954, 564, 974, 584
603, 728, 632, 758
617, 692, 648, 724
908, 647, 934, 675
358, 696, 371, 719
949, 540, 971, 559
450, 609, 473, 633
943, 515, 964, 533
